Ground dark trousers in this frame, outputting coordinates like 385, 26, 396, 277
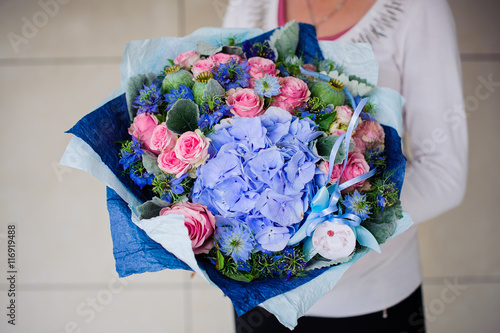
235, 286, 426, 333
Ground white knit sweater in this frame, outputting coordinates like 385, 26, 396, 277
223, 0, 467, 317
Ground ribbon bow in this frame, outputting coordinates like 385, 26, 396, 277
287, 67, 381, 260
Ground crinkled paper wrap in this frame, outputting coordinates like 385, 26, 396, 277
61, 27, 411, 329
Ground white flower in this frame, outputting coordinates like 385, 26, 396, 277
321, 70, 374, 97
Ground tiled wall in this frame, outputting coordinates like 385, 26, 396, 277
0, 1, 498, 332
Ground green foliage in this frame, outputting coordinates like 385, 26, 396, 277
142, 151, 161, 175
315, 135, 353, 164
269, 20, 299, 61
197, 41, 222, 56
166, 99, 199, 134
362, 199, 403, 244
316, 111, 337, 132
202, 79, 225, 101
126, 72, 157, 119
136, 197, 170, 220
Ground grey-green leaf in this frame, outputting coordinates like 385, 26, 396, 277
197, 41, 223, 56
136, 197, 171, 220
126, 73, 157, 119
142, 151, 161, 175
166, 99, 199, 134
269, 20, 299, 61
202, 79, 225, 101
362, 201, 403, 244
315, 135, 354, 164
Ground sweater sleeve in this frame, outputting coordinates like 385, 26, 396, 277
399, 0, 468, 224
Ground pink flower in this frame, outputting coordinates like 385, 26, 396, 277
174, 129, 210, 166
302, 64, 317, 71
247, 56, 279, 87
128, 112, 159, 152
208, 53, 241, 66
150, 123, 177, 152
352, 119, 385, 154
340, 152, 371, 192
271, 76, 310, 114
318, 160, 343, 184
226, 88, 265, 117
157, 149, 190, 177
192, 59, 215, 78
160, 202, 215, 254
174, 50, 200, 69
329, 106, 353, 132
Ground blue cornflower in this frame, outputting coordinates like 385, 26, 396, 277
254, 74, 281, 98
377, 193, 387, 212
134, 83, 163, 114
212, 59, 251, 90
344, 190, 371, 221
215, 219, 255, 263
119, 137, 144, 170
198, 98, 233, 130
129, 166, 154, 189
164, 84, 194, 111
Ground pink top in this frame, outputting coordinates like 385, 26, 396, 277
277, 0, 352, 40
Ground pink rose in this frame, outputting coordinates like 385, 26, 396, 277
174, 129, 210, 166
150, 123, 177, 152
157, 149, 190, 177
160, 202, 215, 254
128, 112, 159, 152
318, 160, 343, 184
352, 119, 385, 154
302, 64, 317, 71
271, 76, 310, 114
208, 53, 241, 66
192, 59, 215, 78
340, 152, 371, 192
247, 56, 279, 87
174, 50, 200, 69
226, 88, 265, 117
329, 106, 353, 132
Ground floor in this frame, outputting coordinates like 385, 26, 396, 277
0, 0, 499, 332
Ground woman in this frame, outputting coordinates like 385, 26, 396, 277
223, 0, 467, 332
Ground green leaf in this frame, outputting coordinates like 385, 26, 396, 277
316, 111, 337, 132
216, 250, 225, 270
126, 73, 157, 119
362, 201, 403, 244
166, 99, 199, 134
197, 41, 223, 56
269, 20, 299, 61
136, 197, 170, 220
315, 135, 354, 164
202, 79, 225, 101
142, 151, 161, 175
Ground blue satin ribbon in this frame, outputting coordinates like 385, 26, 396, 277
288, 68, 381, 256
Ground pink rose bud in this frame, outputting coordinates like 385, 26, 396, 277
329, 105, 354, 133
174, 129, 210, 166
150, 123, 177, 152
318, 160, 343, 184
208, 53, 242, 66
352, 119, 385, 154
192, 59, 215, 78
340, 152, 371, 192
128, 112, 159, 153
247, 56, 279, 87
160, 202, 216, 254
157, 149, 190, 177
271, 76, 310, 114
226, 88, 265, 117
174, 50, 201, 69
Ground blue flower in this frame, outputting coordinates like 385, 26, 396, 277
198, 98, 233, 130
246, 148, 284, 183
243, 40, 276, 60
281, 117, 322, 145
153, 173, 187, 203
129, 167, 154, 189
254, 225, 291, 252
134, 83, 163, 114
377, 193, 387, 211
255, 189, 304, 227
344, 190, 371, 221
119, 137, 144, 170
254, 74, 281, 98
164, 84, 194, 110
215, 217, 255, 263
259, 106, 292, 144
212, 59, 251, 90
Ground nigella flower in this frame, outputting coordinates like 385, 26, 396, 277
129, 166, 154, 189
243, 40, 276, 60
344, 190, 371, 221
215, 217, 255, 263
152, 173, 187, 203
274, 247, 307, 281
296, 97, 332, 120
119, 137, 144, 170
198, 97, 233, 130
377, 193, 387, 212
212, 59, 251, 90
164, 84, 194, 111
254, 74, 281, 98
134, 83, 163, 114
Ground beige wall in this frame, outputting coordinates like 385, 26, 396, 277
0, 0, 498, 332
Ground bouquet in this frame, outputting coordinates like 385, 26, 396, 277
61, 21, 411, 328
